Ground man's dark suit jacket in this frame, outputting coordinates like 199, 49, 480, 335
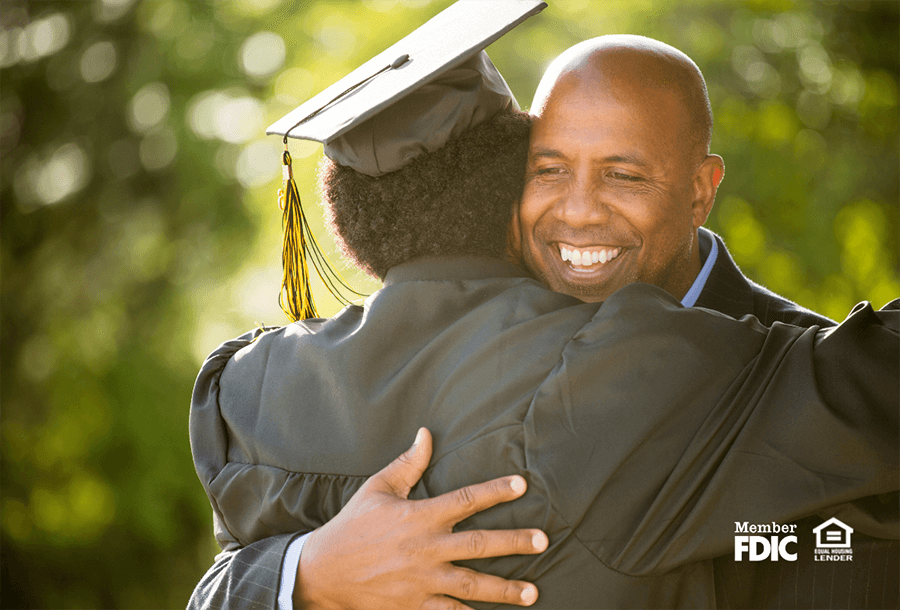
189, 253, 899, 609
695, 228, 900, 609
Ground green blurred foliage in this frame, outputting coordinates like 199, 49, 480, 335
1, 0, 897, 607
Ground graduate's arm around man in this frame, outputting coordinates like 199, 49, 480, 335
188, 438, 546, 610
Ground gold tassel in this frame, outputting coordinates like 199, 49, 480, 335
279, 146, 317, 321
278, 141, 368, 322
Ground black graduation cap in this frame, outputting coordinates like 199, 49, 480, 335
267, 0, 547, 321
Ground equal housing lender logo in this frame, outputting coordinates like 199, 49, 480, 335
813, 517, 854, 562
733, 517, 854, 562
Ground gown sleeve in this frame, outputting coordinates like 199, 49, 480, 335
188, 328, 298, 610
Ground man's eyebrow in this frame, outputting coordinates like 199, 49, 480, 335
528, 148, 653, 169
528, 147, 567, 161
600, 155, 652, 169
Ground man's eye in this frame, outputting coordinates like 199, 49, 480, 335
534, 167, 565, 176
610, 171, 642, 182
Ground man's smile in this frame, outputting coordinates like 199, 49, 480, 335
547, 240, 633, 288
558, 243, 623, 268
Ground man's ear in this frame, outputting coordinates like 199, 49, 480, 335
691, 154, 724, 229
506, 204, 524, 265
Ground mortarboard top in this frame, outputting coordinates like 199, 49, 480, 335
266, 0, 547, 167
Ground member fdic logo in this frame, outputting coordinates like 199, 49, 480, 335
813, 517, 854, 561
733, 517, 855, 562
734, 522, 798, 561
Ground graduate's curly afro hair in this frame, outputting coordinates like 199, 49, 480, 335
318, 108, 533, 279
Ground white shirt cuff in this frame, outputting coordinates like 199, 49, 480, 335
278, 532, 312, 610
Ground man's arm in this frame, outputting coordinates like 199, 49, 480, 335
190, 430, 547, 610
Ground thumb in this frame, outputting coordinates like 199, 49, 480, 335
368, 427, 433, 498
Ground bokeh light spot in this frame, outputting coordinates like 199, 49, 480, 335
753, 18, 787, 54
871, 277, 900, 310
191, 315, 243, 366
835, 200, 888, 283
236, 139, 281, 188
756, 101, 798, 146
830, 63, 866, 107
80, 40, 118, 83
760, 250, 802, 295
29, 13, 72, 59
234, 265, 283, 320
34, 142, 91, 206
731, 45, 764, 80
797, 42, 832, 93
215, 96, 264, 144
0, 27, 22, 68
144, 0, 188, 38
68, 475, 117, 538
239, 31, 286, 80
94, 0, 137, 23
683, 17, 724, 62
820, 274, 855, 321
718, 196, 766, 268
187, 90, 226, 140
129, 82, 171, 133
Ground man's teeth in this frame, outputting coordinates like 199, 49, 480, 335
559, 245, 622, 267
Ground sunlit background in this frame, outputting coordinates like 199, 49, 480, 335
2, 0, 897, 607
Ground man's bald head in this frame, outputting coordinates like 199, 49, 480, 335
532, 35, 712, 164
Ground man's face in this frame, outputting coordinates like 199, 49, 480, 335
515, 72, 705, 302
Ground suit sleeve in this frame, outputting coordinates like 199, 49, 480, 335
187, 533, 300, 610
525, 285, 899, 576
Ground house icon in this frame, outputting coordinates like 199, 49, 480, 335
813, 517, 853, 549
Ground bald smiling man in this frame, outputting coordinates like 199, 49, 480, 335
190, 36, 898, 610
514, 35, 828, 326
512, 35, 897, 610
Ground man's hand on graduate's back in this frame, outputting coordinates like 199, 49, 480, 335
293, 428, 547, 610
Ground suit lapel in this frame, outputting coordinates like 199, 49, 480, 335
693, 228, 757, 319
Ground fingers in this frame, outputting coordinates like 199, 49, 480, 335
425, 474, 528, 525
440, 528, 548, 561
419, 598, 475, 610
430, 566, 539, 607
368, 427, 433, 498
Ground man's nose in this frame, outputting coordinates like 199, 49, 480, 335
552, 179, 611, 228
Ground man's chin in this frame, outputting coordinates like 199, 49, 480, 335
545, 274, 623, 303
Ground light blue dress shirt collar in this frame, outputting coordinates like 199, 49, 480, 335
680, 229, 718, 308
